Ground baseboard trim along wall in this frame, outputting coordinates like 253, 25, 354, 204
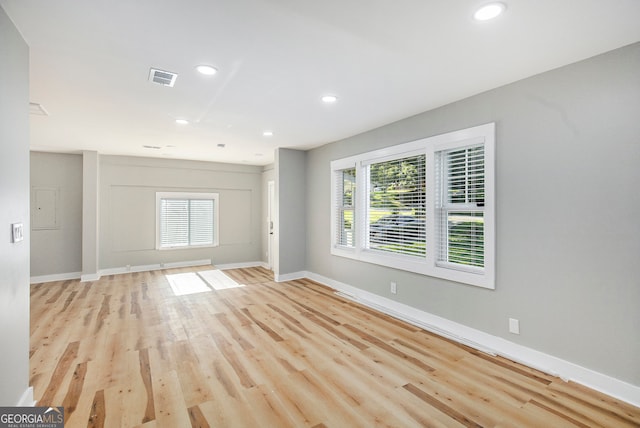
33, 260, 213, 284
31, 260, 269, 284
217, 261, 269, 270
97, 259, 213, 278
305, 271, 640, 408
30, 271, 82, 284
17, 387, 35, 407
80, 273, 101, 282
274, 270, 308, 282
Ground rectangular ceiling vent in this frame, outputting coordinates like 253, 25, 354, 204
149, 68, 177, 87
29, 102, 49, 116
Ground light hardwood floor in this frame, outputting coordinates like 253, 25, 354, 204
30, 266, 639, 427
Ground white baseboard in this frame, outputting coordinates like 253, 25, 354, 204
275, 270, 308, 282
17, 387, 35, 406
98, 259, 212, 277
306, 271, 640, 408
30, 271, 82, 284
80, 273, 101, 282
216, 261, 268, 270
36, 259, 268, 284
161, 259, 212, 270
35, 259, 215, 284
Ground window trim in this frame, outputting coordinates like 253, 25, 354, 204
333, 165, 357, 249
365, 150, 426, 258
330, 123, 495, 289
331, 158, 358, 253
156, 192, 220, 250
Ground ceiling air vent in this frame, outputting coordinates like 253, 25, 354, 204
149, 68, 177, 87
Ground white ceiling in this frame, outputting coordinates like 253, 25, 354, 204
2, 0, 639, 166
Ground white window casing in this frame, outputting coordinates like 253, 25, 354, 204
333, 165, 357, 249
156, 192, 220, 250
330, 157, 358, 258
330, 123, 495, 289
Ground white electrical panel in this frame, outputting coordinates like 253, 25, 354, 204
32, 186, 60, 230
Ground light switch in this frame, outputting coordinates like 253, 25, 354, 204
12, 223, 24, 243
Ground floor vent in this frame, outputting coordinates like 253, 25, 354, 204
149, 68, 178, 87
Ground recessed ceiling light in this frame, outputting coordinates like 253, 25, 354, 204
175, 119, 189, 125
263, 131, 273, 137
196, 65, 218, 76
473, 2, 506, 21
321, 95, 338, 103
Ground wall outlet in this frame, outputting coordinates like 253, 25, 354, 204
390, 281, 397, 294
509, 318, 520, 335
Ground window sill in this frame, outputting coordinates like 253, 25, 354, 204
331, 245, 493, 289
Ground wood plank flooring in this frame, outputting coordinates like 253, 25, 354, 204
30, 266, 640, 427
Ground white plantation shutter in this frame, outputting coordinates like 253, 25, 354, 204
335, 168, 356, 247
367, 153, 426, 257
436, 144, 485, 270
157, 193, 218, 249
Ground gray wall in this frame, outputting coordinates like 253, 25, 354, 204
30, 152, 83, 276
0, 6, 31, 405
99, 155, 263, 269
305, 43, 640, 385
275, 148, 306, 275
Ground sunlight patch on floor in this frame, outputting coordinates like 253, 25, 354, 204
198, 269, 245, 290
166, 272, 212, 296
166, 270, 245, 296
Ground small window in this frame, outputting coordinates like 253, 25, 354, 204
156, 192, 219, 250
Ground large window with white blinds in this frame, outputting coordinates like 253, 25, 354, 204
330, 123, 495, 289
156, 192, 219, 250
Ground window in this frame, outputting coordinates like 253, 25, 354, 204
368, 153, 426, 257
435, 145, 485, 271
330, 123, 495, 289
333, 167, 356, 247
156, 192, 219, 249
